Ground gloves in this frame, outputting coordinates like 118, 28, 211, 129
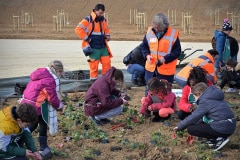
83, 46, 93, 57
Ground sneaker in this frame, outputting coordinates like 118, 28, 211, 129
89, 116, 102, 126
213, 137, 229, 151
225, 88, 237, 93
205, 139, 216, 147
100, 118, 111, 124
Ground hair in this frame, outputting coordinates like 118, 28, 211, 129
94, 3, 105, 11
16, 103, 38, 123
207, 49, 219, 57
187, 67, 208, 86
191, 82, 208, 97
48, 60, 64, 76
226, 59, 238, 68
152, 13, 169, 31
147, 77, 168, 95
113, 69, 124, 81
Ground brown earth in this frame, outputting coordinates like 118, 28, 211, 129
1, 1, 240, 160
1, 86, 240, 160
0, 0, 240, 42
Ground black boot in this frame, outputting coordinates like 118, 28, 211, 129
152, 111, 161, 122
131, 79, 138, 86
39, 136, 49, 152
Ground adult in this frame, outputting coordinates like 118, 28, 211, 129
141, 13, 181, 87
75, 3, 112, 81
19, 60, 65, 153
123, 43, 146, 86
175, 49, 218, 88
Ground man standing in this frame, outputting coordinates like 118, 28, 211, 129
141, 13, 181, 86
75, 4, 112, 81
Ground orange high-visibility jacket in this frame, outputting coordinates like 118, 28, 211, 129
175, 52, 217, 83
145, 27, 179, 75
75, 11, 112, 57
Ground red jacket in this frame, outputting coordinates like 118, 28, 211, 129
178, 80, 213, 113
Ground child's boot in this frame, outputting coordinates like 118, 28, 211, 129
39, 136, 53, 159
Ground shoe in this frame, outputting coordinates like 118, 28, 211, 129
100, 118, 111, 124
213, 137, 229, 151
89, 116, 102, 126
205, 139, 216, 147
151, 116, 161, 122
131, 79, 138, 86
225, 88, 237, 93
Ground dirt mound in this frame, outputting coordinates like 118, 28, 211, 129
0, 0, 240, 42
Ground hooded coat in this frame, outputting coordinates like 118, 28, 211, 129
177, 86, 236, 135
84, 67, 123, 116
20, 68, 60, 115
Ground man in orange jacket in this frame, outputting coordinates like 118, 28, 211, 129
175, 49, 219, 88
75, 4, 112, 80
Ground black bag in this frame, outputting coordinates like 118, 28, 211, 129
123, 53, 131, 65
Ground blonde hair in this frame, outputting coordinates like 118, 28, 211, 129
191, 82, 208, 97
48, 60, 63, 76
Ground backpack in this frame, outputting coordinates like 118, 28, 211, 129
229, 36, 239, 57
211, 36, 239, 58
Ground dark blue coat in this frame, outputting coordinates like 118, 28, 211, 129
177, 86, 236, 135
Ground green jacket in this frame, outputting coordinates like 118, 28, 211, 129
0, 106, 37, 159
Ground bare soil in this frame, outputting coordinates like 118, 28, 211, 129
0, 0, 240, 42
1, 85, 240, 160
1, 0, 240, 159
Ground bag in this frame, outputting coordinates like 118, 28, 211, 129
41, 101, 58, 135
123, 53, 131, 65
229, 36, 239, 57
222, 38, 231, 63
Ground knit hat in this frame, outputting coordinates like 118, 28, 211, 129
222, 18, 233, 31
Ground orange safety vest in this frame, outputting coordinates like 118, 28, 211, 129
75, 11, 113, 57
145, 27, 179, 75
175, 52, 217, 83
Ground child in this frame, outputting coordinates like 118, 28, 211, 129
19, 60, 65, 153
178, 67, 213, 120
0, 104, 42, 160
140, 77, 176, 122
174, 82, 236, 151
84, 67, 128, 126
218, 59, 240, 93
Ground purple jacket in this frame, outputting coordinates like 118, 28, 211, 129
20, 68, 60, 115
84, 67, 123, 116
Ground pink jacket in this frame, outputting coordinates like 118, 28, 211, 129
20, 68, 60, 115
140, 91, 176, 115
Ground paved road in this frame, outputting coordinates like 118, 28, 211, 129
1, 39, 238, 79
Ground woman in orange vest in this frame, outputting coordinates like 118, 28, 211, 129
141, 13, 181, 95
75, 4, 112, 80
175, 49, 218, 88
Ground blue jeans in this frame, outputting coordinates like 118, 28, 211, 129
127, 64, 145, 80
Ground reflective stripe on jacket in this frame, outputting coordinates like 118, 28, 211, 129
175, 52, 217, 83
75, 11, 112, 57
145, 27, 179, 75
